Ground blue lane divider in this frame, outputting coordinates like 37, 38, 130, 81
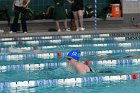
110, 32, 140, 37
0, 37, 140, 47
0, 38, 124, 46
91, 58, 140, 66
0, 58, 140, 72
1, 36, 123, 42
1, 42, 140, 52
0, 73, 138, 89
0, 34, 112, 41
0, 53, 57, 61
0, 62, 67, 72
1, 32, 140, 42
0, 49, 140, 61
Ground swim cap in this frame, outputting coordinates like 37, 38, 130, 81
67, 50, 81, 61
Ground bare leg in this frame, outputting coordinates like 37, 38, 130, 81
78, 10, 84, 28
64, 19, 68, 29
73, 11, 79, 30
55, 20, 61, 31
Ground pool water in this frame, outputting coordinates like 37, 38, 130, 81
0, 33, 140, 93
0, 64, 140, 93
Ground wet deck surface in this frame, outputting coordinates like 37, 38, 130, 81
0, 27, 139, 38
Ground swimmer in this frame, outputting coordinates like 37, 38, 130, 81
97, 54, 113, 59
123, 54, 140, 59
67, 50, 94, 74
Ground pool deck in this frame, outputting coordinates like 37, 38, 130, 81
0, 19, 140, 37
0, 27, 140, 38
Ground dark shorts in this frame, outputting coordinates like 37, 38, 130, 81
71, 1, 84, 11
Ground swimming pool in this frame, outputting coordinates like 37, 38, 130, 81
0, 32, 140, 93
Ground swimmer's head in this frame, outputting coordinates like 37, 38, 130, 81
67, 50, 81, 61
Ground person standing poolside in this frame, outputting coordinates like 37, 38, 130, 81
53, 0, 70, 32
9, 0, 31, 34
67, 50, 94, 74
67, 0, 85, 31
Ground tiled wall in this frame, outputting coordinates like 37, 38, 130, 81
0, 0, 110, 16
96, 0, 110, 13
1, 0, 140, 17
0, 0, 12, 12
29, 0, 54, 13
